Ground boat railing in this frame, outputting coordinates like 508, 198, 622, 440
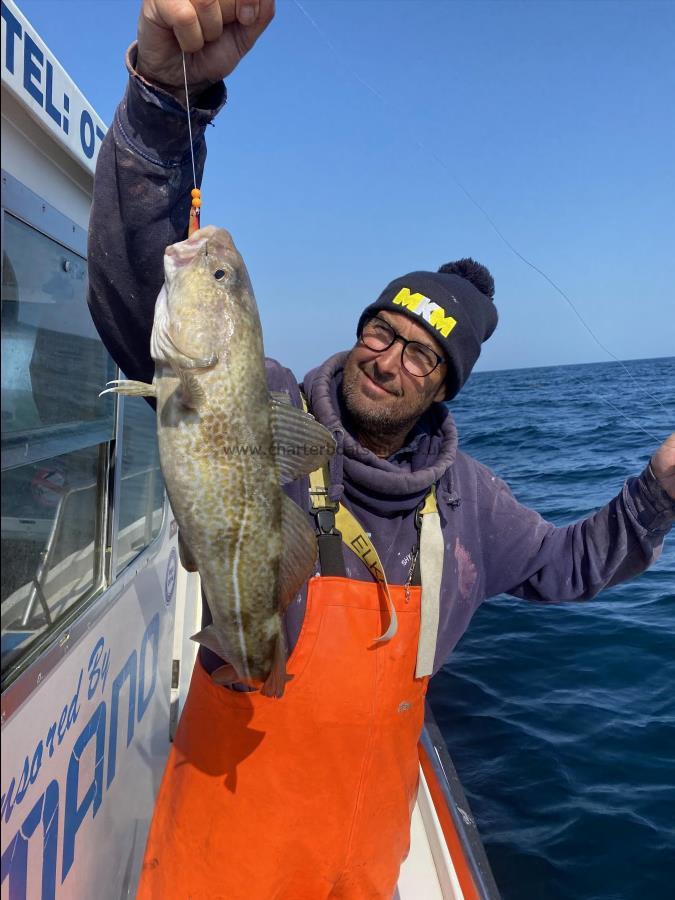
419, 704, 501, 900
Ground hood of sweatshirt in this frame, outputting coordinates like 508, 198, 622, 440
302, 352, 458, 515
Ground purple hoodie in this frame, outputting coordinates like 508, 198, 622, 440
87, 52, 675, 677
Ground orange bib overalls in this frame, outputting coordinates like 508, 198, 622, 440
137, 572, 428, 899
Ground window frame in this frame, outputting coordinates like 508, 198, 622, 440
1, 170, 168, 699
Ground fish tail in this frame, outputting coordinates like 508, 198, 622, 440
260, 634, 293, 699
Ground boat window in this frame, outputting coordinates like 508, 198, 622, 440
1, 214, 114, 679
116, 397, 165, 575
2, 215, 114, 445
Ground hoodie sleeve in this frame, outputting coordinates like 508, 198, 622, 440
86, 44, 226, 384
478, 460, 675, 602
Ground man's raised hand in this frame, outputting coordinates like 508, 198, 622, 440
651, 433, 675, 501
137, 0, 274, 98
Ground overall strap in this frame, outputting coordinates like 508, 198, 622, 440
307, 463, 347, 578
415, 488, 443, 678
300, 392, 444, 660
308, 463, 398, 643
299, 391, 346, 577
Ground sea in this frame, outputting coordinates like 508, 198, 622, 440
427, 356, 675, 900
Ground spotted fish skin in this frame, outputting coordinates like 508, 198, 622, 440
161, 227, 284, 687
105, 226, 333, 696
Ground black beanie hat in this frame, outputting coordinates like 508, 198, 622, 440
356, 258, 498, 400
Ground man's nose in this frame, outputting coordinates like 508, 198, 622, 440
373, 341, 402, 379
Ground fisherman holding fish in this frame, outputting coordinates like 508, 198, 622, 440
87, 1, 675, 897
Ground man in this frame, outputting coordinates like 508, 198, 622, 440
87, 2, 675, 897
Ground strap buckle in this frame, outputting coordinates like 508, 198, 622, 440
314, 506, 340, 536
415, 505, 424, 532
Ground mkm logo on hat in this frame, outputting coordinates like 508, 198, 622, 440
391, 288, 458, 338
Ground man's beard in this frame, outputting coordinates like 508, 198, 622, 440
341, 362, 424, 438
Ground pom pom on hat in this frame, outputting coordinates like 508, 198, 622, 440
438, 258, 495, 300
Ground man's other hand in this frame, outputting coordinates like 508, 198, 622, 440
137, 0, 274, 95
651, 433, 675, 500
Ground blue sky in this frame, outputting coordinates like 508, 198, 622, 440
16, 0, 675, 376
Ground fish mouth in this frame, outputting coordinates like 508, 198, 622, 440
164, 226, 238, 279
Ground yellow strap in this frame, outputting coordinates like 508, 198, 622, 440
301, 392, 439, 650
419, 486, 438, 515
336, 505, 397, 643
309, 461, 397, 643
308, 463, 334, 510
303, 394, 334, 510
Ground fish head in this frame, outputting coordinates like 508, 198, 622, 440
156, 226, 257, 367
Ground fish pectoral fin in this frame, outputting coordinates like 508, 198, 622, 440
190, 625, 228, 658
99, 379, 156, 398
178, 532, 199, 571
270, 391, 292, 405
261, 633, 293, 699
269, 399, 336, 484
177, 370, 206, 409
277, 494, 318, 610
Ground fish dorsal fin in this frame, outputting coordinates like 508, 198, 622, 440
269, 398, 336, 484
278, 494, 318, 610
151, 285, 218, 371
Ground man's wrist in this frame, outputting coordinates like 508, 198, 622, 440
625, 464, 675, 533
136, 67, 189, 107
116, 42, 226, 168
645, 462, 675, 509
128, 42, 221, 111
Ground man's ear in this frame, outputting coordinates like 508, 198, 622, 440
432, 381, 447, 403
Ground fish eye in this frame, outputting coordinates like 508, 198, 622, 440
214, 269, 226, 280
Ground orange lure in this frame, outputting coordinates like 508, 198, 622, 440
188, 187, 201, 235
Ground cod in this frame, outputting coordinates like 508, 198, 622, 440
103, 226, 334, 697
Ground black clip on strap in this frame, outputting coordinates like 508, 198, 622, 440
312, 504, 346, 578
409, 502, 426, 587
316, 507, 337, 535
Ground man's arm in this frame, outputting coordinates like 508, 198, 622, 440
478, 447, 675, 602
87, 0, 274, 382
87, 51, 222, 383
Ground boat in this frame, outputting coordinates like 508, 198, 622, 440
0, 3, 500, 895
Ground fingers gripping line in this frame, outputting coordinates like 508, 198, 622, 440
154, 0, 263, 53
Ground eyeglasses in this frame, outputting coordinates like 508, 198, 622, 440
359, 316, 445, 378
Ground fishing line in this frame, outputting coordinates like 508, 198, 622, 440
291, 0, 672, 432
579, 391, 664, 444
182, 51, 202, 234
